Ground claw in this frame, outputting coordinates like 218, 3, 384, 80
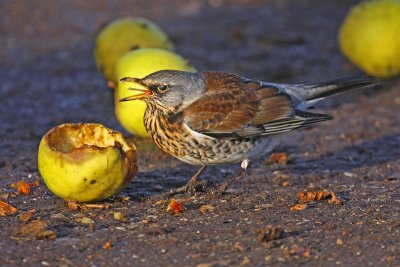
216, 167, 247, 194
163, 180, 207, 197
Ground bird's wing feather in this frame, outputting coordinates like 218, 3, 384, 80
183, 72, 331, 139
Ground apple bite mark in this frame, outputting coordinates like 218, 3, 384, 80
38, 123, 137, 202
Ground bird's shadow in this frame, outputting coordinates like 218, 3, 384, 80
125, 133, 400, 200
126, 162, 235, 200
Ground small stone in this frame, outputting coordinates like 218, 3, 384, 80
240, 256, 251, 266
113, 212, 124, 221
257, 225, 284, 242
255, 204, 274, 209
36, 230, 56, 240
103, 241, 112, 250
233, 242, 244, 252
199, 204, 216, 213
18, 210, 35, 222
78, 217, 95, 224
266, 153, 288, 165
196, 264, 213, 267
343, 228, 350, 236
67, 200, 79, 211
0, 194, 10, 200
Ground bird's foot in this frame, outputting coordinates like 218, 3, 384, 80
163, 165, 207, 197
164, 180, 208, 197
208, 167, 247, 196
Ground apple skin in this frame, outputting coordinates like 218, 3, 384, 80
38, 123, 137, 203
94, 17, 174, 83
339, 0, 400, 77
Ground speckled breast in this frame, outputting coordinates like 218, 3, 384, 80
144, 102, 271, 165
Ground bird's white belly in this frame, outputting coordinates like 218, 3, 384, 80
179, 125, 277, 166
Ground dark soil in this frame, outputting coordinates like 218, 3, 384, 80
1, 1, 399, 266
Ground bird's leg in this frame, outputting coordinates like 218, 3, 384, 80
166, 165, 207, 196
217, 159, 251, 193
184, 165, 207, 191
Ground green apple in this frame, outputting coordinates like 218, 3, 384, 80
115, 48, 196, 138
94, 17, 174, 83
339, 0, 400, 77
38, 123, 138, 202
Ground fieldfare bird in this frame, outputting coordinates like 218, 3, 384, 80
120, 70, 376, 195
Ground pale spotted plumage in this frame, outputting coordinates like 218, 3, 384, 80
144, 98, 273, 166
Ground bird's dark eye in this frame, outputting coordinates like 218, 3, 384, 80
157, 85, 169, 93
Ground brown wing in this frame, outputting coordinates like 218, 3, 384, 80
183, 72, 305, 139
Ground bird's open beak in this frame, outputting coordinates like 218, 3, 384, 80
118, 77, 154, 102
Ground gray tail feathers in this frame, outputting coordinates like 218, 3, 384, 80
301, 76, 378, 101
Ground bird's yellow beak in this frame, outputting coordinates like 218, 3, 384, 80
119, 77, 154, 102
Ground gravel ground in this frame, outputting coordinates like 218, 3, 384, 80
1, 1, 399, 266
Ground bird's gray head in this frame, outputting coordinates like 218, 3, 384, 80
119, 70, 205, 111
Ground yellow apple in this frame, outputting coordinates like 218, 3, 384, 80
38, 123, 137, 202
115, 48, 196, 138
94, 17, 174, 83
339, 0, 400, 77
